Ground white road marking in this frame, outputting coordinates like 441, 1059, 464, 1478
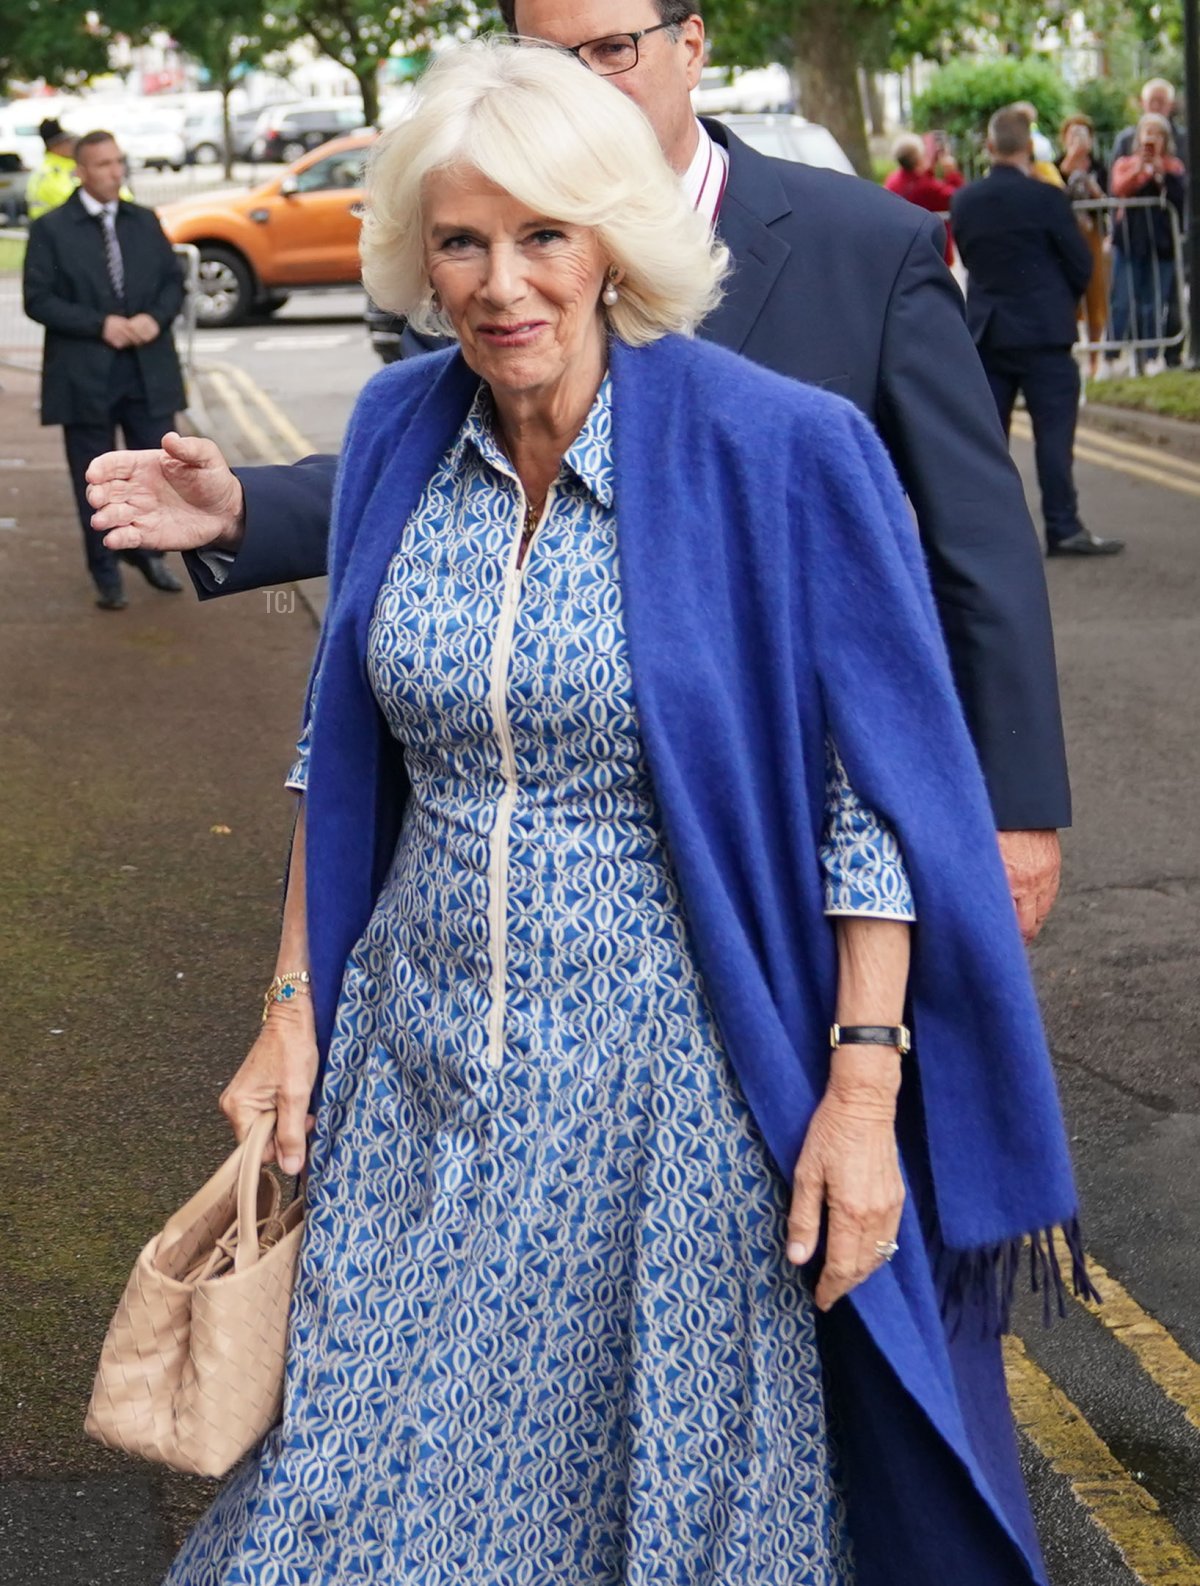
193, 336, 237, 352
249, 333, 351, 351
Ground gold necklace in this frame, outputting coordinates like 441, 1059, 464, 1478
519, 497, 545, 564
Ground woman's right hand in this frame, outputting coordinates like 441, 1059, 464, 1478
219, 1002, 319, 1174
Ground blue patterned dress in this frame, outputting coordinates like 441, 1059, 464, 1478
168, 380, 915, 1586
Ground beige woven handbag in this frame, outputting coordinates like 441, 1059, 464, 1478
85, 1110, 305, 1477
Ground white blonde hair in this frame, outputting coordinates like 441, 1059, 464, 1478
360, 40, 727, 346
1136, 111, 1174, 152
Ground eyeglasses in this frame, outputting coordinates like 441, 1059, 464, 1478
565, 23, 675, 76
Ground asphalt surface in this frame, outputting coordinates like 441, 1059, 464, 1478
2, 307, 1199, 1584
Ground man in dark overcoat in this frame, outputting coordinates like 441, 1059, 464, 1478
23, 129, 185, 608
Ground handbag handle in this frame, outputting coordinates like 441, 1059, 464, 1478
234, 1110, 280, 1274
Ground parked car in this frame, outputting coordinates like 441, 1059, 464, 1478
110, 111, 187, 172
716, 113, 855, 176
0, 151, 27, 222
0, 152, 28, 223
365, 297, 406, 363
157, 131, 374, 327
183, 107, 267, 166
250, 100, 366, 164
693, 65, 793, 116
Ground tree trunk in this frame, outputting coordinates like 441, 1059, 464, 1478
221, 77, 234, 181
357, 63, 380, 127
862, 70, 886, 138
793, 3, 871, 178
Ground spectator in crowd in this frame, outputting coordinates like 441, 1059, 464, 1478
22, 131, 186, 609
1058, 114, 1108, 376
884, 131, 964, 264
952, 106, 1123, 557
1109, 113, 1186, 375
1011, 101, 1066, 185
1112, 80, 1187, 368
25, 120, 78, 220
1113, 79, 1185, 159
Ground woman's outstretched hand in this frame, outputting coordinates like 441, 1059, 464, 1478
220, 1001, 318, 1176
85, 431, 246, 555
786, 1051, 905, 1311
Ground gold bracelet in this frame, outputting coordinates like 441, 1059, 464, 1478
262, 971, 311, 1023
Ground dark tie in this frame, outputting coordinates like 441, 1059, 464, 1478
97, 208, 125, 305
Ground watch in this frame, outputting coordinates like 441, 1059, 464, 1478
829, 1023, 911, 1055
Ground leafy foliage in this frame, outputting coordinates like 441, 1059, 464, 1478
1072, 77, 1136, 141
911, 56, 1070, 147
268, 0, 467, 123
0, 0, 111, 91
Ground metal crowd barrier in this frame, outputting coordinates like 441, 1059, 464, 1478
939, 193, 1188, 372
1068, 194, 1186, 367
0, 230, 200, 384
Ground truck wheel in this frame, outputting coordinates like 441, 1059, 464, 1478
195, 245, 254, 328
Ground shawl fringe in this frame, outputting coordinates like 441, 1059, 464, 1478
931, 1216, 1102, 1338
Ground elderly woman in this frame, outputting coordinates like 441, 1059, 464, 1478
165, 42, 1088, 1586
883, 132, 963, 264
1109, 112, 1185, 372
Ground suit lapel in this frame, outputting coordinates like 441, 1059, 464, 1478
699, 122, 792, 354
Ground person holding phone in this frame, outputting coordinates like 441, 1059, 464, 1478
1109, 113, 1185, 374
884, 132, 964, 264
1057, 115, 1108, 376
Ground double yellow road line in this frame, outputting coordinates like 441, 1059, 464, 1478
1005, 1242, 1200, 1582
201, 360, 316, 464
1012, 411, 1200, 501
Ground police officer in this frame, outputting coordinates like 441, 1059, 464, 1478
26, 119, 78, 220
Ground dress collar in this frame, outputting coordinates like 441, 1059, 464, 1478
450, 376, 615, 509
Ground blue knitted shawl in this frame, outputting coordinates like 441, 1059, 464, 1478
300, 335, 1087, 1584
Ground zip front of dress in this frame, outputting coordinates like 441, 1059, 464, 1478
484, 484, 555, 1067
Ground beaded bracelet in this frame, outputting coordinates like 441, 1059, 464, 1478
262, 971, 311, 1024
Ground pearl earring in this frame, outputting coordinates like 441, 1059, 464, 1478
430, 288, 442, 313
602, 268, 620, 307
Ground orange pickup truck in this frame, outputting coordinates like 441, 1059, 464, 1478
158, 132, 376, 328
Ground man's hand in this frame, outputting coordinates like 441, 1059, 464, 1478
998, 829, 1061, 944
86, 431, 246, 555
101, 314, 137, 350
126, 312, 161, 344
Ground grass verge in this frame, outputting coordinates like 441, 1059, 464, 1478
0, 232, 27, 272
1085, 369, 1200, 423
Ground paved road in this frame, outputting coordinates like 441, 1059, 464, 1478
2, 313, 1198, 1583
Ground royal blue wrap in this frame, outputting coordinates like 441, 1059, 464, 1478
299, 335, 1086, 1585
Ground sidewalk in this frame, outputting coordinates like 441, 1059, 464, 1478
0, 366, 320, 1582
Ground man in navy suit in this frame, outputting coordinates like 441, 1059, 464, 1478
952, 107, 1123, 559
85, 1, 1068, 939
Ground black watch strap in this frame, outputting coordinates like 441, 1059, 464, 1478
829, 1023, 911, 1055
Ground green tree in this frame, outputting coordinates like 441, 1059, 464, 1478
152, 2, 283, 176
270, 0, 466, 125
911, 55, 1070, 148
0, 0, 111, 93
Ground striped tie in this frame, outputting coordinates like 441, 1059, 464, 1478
98, 208, 125, 304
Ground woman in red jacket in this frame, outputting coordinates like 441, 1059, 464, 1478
884, 132, 965, 264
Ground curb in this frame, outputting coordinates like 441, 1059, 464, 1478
1080, 400, 1200, 462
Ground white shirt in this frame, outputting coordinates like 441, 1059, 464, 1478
679, 119, 730, 230
77, 187, 118, 224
